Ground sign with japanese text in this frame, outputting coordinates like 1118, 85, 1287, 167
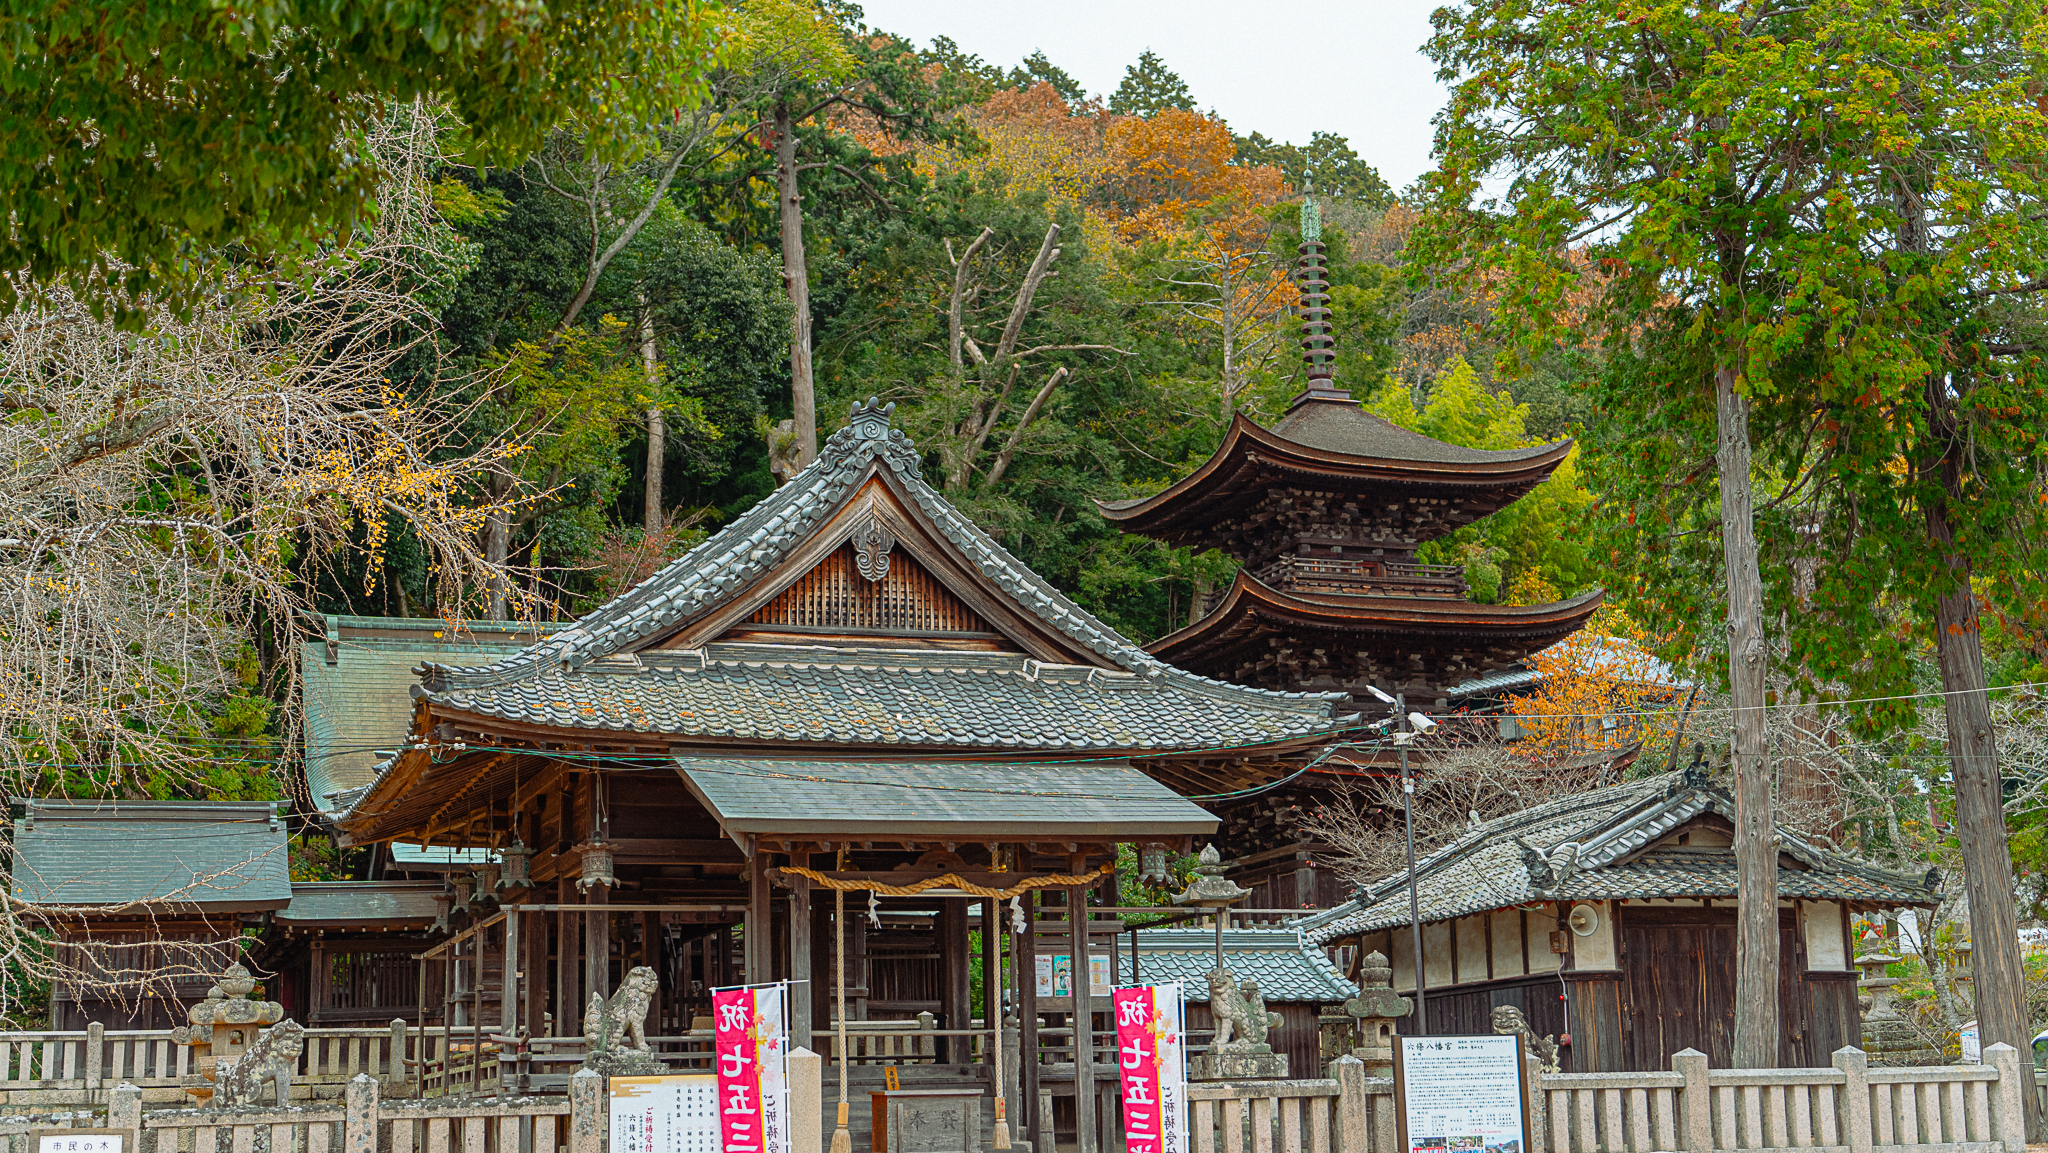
609, 1074, 720, 1153
34, 1132, 126, 1153
1394, 1034, 1529, 1153
713, 984, 790, 1153
1114, 984, 1187, 1153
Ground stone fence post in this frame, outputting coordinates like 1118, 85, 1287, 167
389, 1019, 410, 1087
85, 1022, 104, 1091
571, 1068, 605, 1153
108, 1083, 141, 1135
1672, 1048, 1710, 1153
1523, 1053, 1546, 1153
1331, 1055, 1368, 1153
345, 1074, 379, 1153
1832, 1046, 1874, 1153
1985, 1043, 2025, 1153
789, 1048, 823, 1153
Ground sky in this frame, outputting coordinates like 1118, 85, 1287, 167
853, 0, 1452, 192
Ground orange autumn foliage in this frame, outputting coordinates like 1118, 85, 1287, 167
1102, 109, 1287, 243
1505, 609, 1688, 765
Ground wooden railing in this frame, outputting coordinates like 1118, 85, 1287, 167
1249, 555, 1468, 600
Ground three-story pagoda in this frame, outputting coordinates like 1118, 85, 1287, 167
1099, 200, 1602, 711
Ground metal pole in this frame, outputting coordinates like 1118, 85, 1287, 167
1402, 691, 1426, 1035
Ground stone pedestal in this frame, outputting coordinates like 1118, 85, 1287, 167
579, 1048, 669, 1077
1192, 1051, 1289, 1081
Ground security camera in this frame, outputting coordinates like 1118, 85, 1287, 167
1366, 685, 1396, 705
1408, 712, 1438, 732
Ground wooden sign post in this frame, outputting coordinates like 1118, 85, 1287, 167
1392, 1034, 1531, 1153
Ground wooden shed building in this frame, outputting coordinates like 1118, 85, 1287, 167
1296, 771, 1939, 1071
10, 800, 290, 1029
1117, 924, 1357, 1075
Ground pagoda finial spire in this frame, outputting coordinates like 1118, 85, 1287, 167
1289, 192, 1352, 410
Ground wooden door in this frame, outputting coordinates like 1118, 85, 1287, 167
1619, 911, 1735, 1070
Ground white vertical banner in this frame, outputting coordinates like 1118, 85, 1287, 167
1115, 983, 1188, 1153
713, 983, 791, 1153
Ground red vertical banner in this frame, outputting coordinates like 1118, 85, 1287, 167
1116, 984, 1187, 1153
712, 984, 788, 1153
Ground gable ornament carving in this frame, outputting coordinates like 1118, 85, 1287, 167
853, 514, 895, 582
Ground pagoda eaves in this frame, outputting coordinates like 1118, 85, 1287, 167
1097, 402, 1573, 560
1148, 572, 1604, 706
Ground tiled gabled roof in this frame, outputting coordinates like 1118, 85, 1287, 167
1297, 773, 1939, 945
401, 401, 1347, 753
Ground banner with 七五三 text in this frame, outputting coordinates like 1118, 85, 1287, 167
1115, 983, 1188, 1153
713, 983, 790, 1153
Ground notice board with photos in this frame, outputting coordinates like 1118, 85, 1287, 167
1393, 1034, 1531, 1153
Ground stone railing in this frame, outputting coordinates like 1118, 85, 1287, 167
1529, 1045, 2024, 1153
0, 1023, 495, 1110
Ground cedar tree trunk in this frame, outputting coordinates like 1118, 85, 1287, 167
775, 102, 816, 468
1717, 362, 1780, 1068
640, 305, 665, 533
1926, 424, 2037, 1137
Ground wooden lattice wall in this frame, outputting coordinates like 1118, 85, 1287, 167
745, 545, 997, 635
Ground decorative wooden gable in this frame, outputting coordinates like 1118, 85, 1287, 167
634, 471, 1093, 662
723, 543, 1012, 649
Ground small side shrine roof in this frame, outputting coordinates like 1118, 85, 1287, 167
276, 881, 444, 928
303, 615, 565, 816
10, 800, 290, 911
1298, 773, 1941, 945
1124, 925, 1356, 1003
679, 758, 1219, 838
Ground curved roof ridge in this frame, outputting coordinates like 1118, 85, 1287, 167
417, 400, 1350, 718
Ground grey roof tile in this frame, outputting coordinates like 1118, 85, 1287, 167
1297, 774, 1939, 945
12, 800, 289, 909
1117, 926, 1355, 1003
303, 618, 565, 814
680, 759, 1218, 837
277, 881, 444, 926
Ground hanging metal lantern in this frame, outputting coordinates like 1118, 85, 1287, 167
1138, 842, 1172, 886
499, 839, 532, 891
577, 842, 616, 893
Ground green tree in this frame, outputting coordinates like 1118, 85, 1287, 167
1366, 360, 1593, 601
0, 0, 725, 321
1421, 0, 2048, 1082
1236, 132, 1393, 210
1006, 51, 1088, 103
1107, 50, 1195, 116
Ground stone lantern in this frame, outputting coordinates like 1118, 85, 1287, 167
1173, 845, 1286, 1080
1858, 952, 1937, 1066
1342, 951, 1410, 1077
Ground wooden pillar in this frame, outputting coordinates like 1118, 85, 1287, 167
790, 879, 813, 1051
504, 912, 522, 1033
1069, 885, 1095, 1153
746, 849, 772, 983
1016, 890, 1041, 1145
524, 909, 549, 1036
981, 895, 1001, 1033
939, 897, 971, 1064
585, 881, 611, 1006
812, 901, 833, 1035
559, 876, 581, 1031
640, 911, 663, 1031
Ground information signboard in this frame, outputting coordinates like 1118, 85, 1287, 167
610, 1074, 721, 1153
1393, 1034, 1529, 1153
1114, 984, 1188, 1153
